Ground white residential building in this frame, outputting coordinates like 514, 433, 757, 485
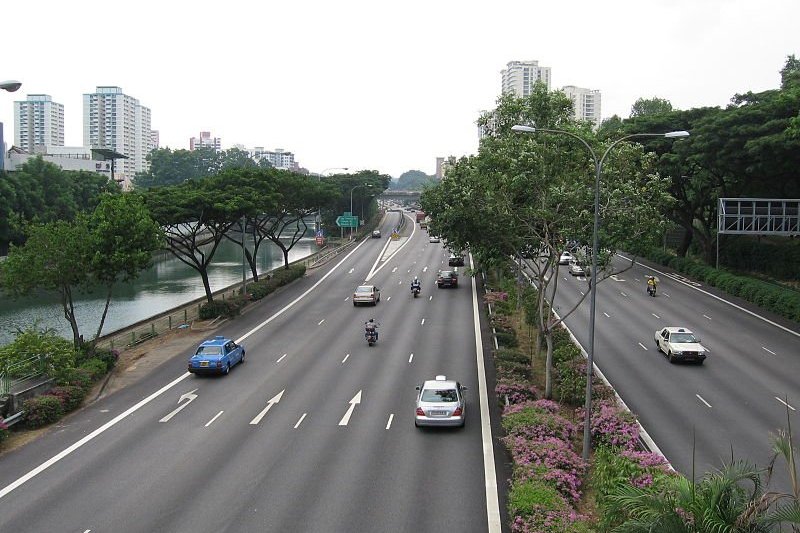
500, 60, 551, 97
562, 85, 602, 127
83, 86, 154, 188
253, 147, 297, 170
13, 94, 65, 152
190, 131, 221, 151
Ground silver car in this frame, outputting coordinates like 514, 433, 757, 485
415, 375, 467, 427
353, 285, 381, 306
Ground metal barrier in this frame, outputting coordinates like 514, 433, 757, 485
1, 353, 46, 395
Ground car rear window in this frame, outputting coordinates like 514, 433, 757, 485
197, 346, 222, 355
421, 388, 458, 402
356, 286, 372, 293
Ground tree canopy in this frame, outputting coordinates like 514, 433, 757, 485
132, 147, 259, 189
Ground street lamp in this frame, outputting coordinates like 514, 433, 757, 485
0, 80, 22, 92
512, 124, 689, 462
349, 183, 373, 239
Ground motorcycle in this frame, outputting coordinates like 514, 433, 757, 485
647, 284, 657, 297
365, 329, 378, 346
646, 275, 658, 297
412, 286, 421, 298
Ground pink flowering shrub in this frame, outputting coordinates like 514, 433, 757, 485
502, 403, 577, 442
0, 417, 9, 445
505, 436, 586, 502
496, 379, 539, 405
576, 399, 639, 450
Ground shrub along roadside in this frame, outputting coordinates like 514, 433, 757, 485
199, 264, 307, 318
640, 247, 800, 321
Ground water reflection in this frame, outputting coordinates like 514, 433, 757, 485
0, 238, 317, 346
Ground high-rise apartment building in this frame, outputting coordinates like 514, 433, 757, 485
501, 60, 551, 97
14, 94, 65, 152
562, 86, 602, 127
253, 147, 297, 170
190, 131, 221, 151
83, 86, 154, 187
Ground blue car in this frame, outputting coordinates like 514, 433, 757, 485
188, 336, 245, 375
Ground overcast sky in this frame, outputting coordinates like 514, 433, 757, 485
2, 0, 798, 178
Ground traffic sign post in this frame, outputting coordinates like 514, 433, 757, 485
335, 213, 359, 228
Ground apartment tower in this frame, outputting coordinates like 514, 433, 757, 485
500, 60, 551, 97
562, 86, 602, 127
14, 94, 65, 152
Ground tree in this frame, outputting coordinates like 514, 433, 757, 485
630, 97, 674, 118
392, 170, 437, 190
781, 54, 800, 90
87, 193, 162, 347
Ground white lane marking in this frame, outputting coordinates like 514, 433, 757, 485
159, 389, 199, 423
387, 296, 391, 301
342, 353, 350, 364
620, 291, 628, 297
775, 397, 796, 411
696, 395, 712, 408
618, 253, 800, 338
638, 343, 648, 351
423, 266, 428, 272
100, 409, 109, 413
1, 220, 375, 501
429, 295, 433, 301
469, 253, 502, 531
563, 277, 568, 281
634, 278, 640, 282
703, 314, 712, 320
610, 274, 626, 282
276, 353, 288, 363
392, 266, 397, 272
421, 318, 425, 326
408, 353, 414, 363
603, 312, 610, 318
762, 347, 776, 355
84, 530, 91, 533
407, 269, 411, 273
652, 313, 660, 319
294, 413, 308, 428
385, 414, 394, 430
348, 268, 354, 274
579, 290, 585, 296
338, 390, 362, 426
249, 390, 285, 425
205, 411, 224, 427
398, 280, 402, 285
344, 297, 349, 302
366, 215, 415, 280
318, 319, 325, 326
663, 292, 671, 298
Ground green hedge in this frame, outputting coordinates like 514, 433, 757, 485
246, 265, 306, 302
0, 418, 9, 445
24, 395, 64, 428
642, 248, 800, 322
48, 385, 87, 412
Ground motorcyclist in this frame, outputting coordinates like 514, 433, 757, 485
364, 318, 379, 341
411, 276, 421, 293
646, 275, 658, 295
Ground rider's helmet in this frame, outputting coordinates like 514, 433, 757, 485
414, 276, 418, 281
369, 318, 374, 323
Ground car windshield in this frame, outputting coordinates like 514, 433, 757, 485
671, 333, 697, 343
356, 286, 372, 293
421, 388, 458, 402
196, 346, 222, 355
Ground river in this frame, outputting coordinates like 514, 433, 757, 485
0, 237, 318, 346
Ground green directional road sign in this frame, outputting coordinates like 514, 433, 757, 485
335, 215, 359, 228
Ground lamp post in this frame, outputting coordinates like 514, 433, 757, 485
0, 80, 22, 92
350, 183, 373, 239
511, 124, 689, 461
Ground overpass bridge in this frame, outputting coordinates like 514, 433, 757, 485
379, 190, 421, 204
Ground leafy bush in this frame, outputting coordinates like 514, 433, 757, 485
508, 478, 590, 532
577, 399, 639, 450
57, 367, 95, 392
494, 330, 518, 348
0, 328, 77, 384
48, 385, 87, 412
555, 357, 586, 406
94, 348, 119, 370
552, 343, 581, 366
494, 348, 529, 364
496, 379, 538, 405
79, 358, 108, 381
245, 265, 306, 301
199, 299, 243, 319
502, 403, 577, 442
24, 395, 64, 428
496, 360, 531, 380
0, 417, 9, 445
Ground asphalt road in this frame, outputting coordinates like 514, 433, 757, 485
0, 213, 505, 533
540, 254, 800, 492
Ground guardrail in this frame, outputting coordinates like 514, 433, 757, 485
1, 353, 46, 395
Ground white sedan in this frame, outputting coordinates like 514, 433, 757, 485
654, 327, 708, 364
429, 235, 441, 243
568, 260, 585, 276
558, 251, 573, 265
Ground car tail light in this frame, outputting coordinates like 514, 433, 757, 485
452, 407, 462, 416
416, 407, 425, 416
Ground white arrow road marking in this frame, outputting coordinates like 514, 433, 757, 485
318, 319, 325, 326
652, 313, 660, 319
205, 411, 224, 427
610, 274, 626, 282
603, 312, 610, 318
294, 413, 308, 428
763, 347, 776, 355
338, 390, 362, 426
159, 389, 199, 423
421, 318, 425, 326
638, 343, 648, 351
775, 397, 796, 411
386, 414, 394, 430
342, 353, 350, 364
250, 390, 285, 425
408, 353, 414, 363
703, 314, 712, 320
392, 266, 397, 272
276, 353, 288, 363
696, 394, 712, 408
348, 268, 354, 274
423, 266, 428, 272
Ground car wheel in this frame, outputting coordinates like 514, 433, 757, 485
240, 350, 245, 364
668, 351, 676, 364
353, 302, 357, 307
223, 362, 230, 375
654, 340, 661, 351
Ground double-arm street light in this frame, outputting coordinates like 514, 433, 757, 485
0, 80, 22, 92
511, 124, 689, 461
350, 183, 374, 239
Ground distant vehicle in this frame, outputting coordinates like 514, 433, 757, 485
429, 235, 440, 243
568, 260, 585, 276
188, 336, 245, 375
436, 270, 458, 288
448, 253, 465, 267
416, 211, 426, 223
353, 285, 381, 306
415, 375, 467, 427
654, 327, 708, 364
372, 229, 381, 238
558, 251, 573, 265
